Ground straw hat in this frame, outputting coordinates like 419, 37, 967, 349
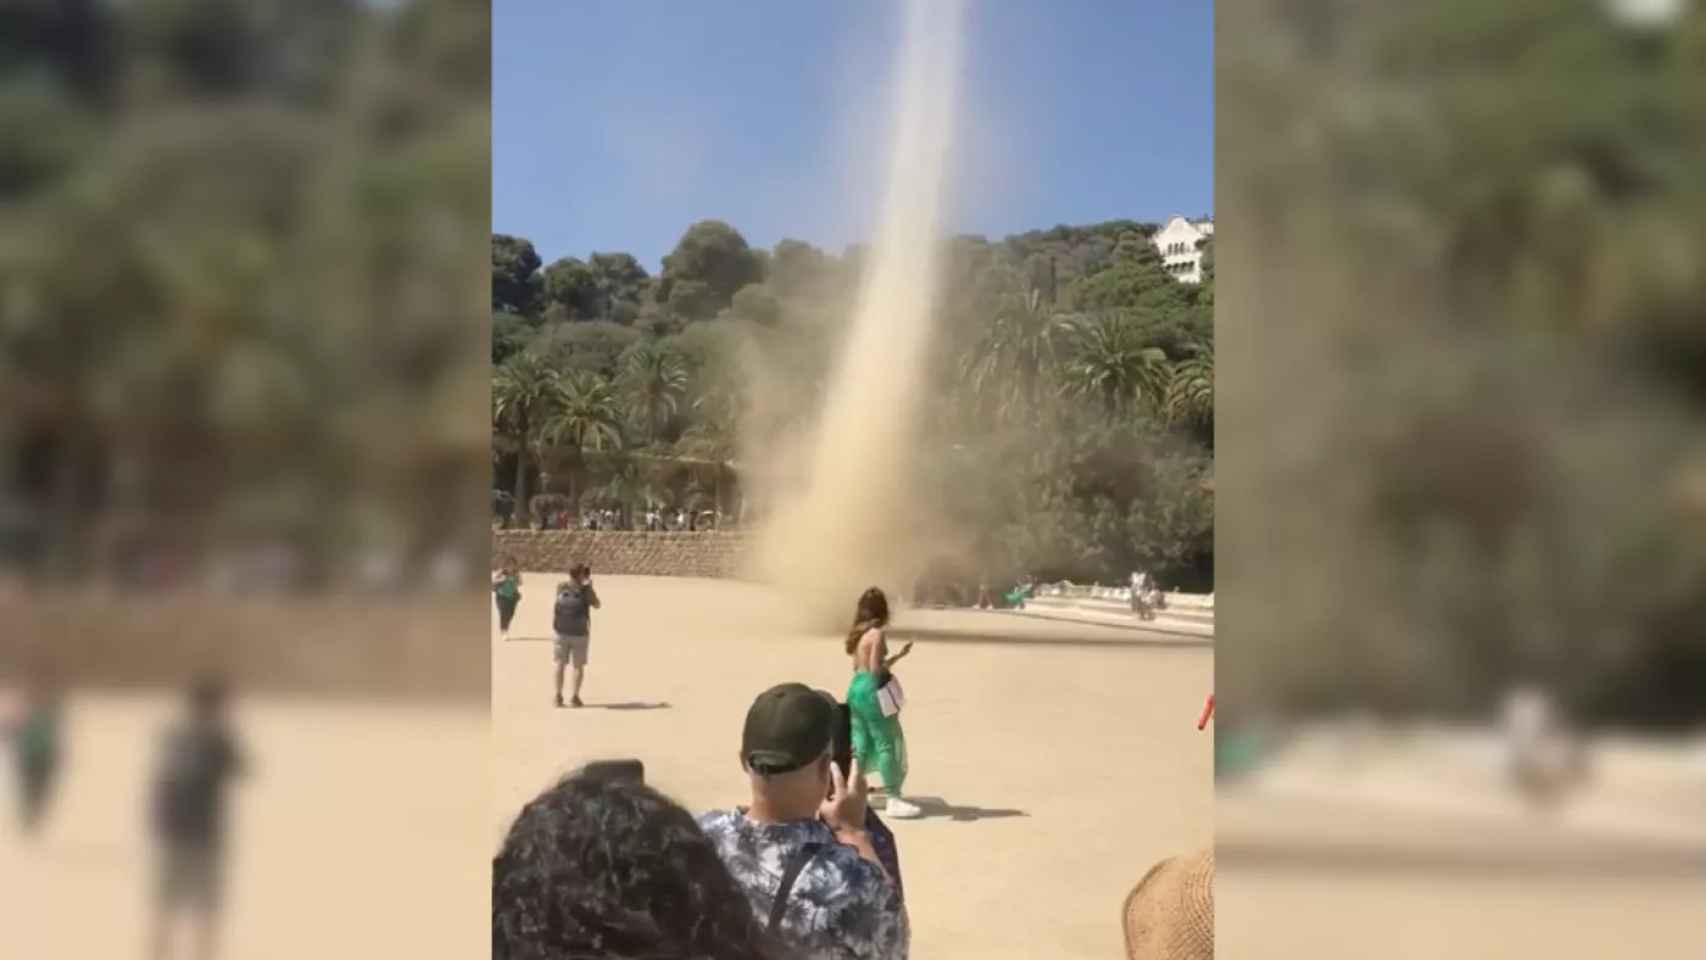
1122, 848, 1213, 960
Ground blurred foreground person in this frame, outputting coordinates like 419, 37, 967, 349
149, 679, 246, 960
5, 673, 63, 837
699, 683, 909, 960
493, 771, 778, 960
1502, 686, 1589, 809
1122, 848, 1213, 960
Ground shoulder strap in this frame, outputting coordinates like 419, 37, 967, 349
767, 842, 827, 934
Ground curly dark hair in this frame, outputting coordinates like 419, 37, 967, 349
493, 771, 776, 960
844, 586, 891, 655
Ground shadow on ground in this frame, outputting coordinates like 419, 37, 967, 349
589, 702, 672, 711
900, 796, 1029, 822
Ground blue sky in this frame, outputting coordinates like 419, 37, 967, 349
493, 2, 1212, 271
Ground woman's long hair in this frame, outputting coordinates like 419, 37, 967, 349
845, 586, 891, 655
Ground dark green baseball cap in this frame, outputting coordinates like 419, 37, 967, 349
741, 683, 837, 774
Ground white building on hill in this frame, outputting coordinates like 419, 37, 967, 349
1153, 215, 1214, 284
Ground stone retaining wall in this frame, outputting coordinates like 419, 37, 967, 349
491, 530, 752, 579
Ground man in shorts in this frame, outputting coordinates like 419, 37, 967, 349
553, 563, 600, 708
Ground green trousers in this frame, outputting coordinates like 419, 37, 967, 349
847, 670, 908, 795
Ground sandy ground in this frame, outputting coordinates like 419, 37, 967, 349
1217, 725, 1706, 958
1, 693, 488, 959
492, 574, 1214, 960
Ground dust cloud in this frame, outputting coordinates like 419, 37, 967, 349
747, 0, 966, 629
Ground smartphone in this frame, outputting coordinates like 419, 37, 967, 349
832, 703, 854, 781
580, 759, 645, 784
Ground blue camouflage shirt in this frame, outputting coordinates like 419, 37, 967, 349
697, 809, 909, 960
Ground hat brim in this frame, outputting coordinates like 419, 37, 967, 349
1122, 849, 1213, 960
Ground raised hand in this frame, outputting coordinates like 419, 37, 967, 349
820, 756, 869, 836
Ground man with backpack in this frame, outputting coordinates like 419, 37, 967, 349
552, 563, 600, 708
697, 683, 909, 960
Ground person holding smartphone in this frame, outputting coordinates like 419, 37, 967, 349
834, 701, 903, 901
697, 683, 908, 960
845, 587, 919, 819
552, 563, 600, 708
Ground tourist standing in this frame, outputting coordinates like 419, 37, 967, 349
698, 683, 909, 959
552, 564, 600, 708
492, 556, 522, 640
844, 588, 919, 819
7, 673, 62, 837
149, 678, 246, 960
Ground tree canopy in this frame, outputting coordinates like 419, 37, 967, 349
490, 214, 1216, 589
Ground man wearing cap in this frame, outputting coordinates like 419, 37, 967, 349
698, 683, 909, 960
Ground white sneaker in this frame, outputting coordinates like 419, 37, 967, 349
885, 796, 923, 819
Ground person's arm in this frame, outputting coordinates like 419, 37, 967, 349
585, 584, 601, 609
882, 641, 913, 670
821, 759, 892, 881
832, 823, 892, 880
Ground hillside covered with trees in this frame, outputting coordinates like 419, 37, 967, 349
492, 217, 1215, 590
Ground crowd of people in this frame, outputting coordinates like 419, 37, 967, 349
527, 506, 729, 532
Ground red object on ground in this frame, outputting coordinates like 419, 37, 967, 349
1197, 694, 1214, 730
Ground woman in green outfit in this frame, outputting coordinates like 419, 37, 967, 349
844, 586, 919, 818
492, 556, 522, 640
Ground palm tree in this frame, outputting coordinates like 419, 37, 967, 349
618, 342, 689, 446
594, 456, 651, 527
959, 280, 1069, 426
492, 351, 560, 526
1059, 312, 1171, 419
540, 369, 624, 507
1166, 338, 1214, 431
681, 383, 742, 516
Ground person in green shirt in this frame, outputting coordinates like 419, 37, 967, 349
492, 555, 523, 641
8, 675, 62, 837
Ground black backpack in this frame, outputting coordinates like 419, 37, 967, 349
553, 586, 587, 635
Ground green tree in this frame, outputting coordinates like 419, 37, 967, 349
492, 233, 542, 314
617, 341, 689, 446
657, 220, 764, 322
492, 351, 559, 526
541, 256, 599, 320
491, 308, 532, 364
1059, 313, 1171, 419
1166, 339, 1214, 432
585, 251, 650, 323
539, 369, 623, 507
960, 281, 1069, 425
531, 320, 640, 377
